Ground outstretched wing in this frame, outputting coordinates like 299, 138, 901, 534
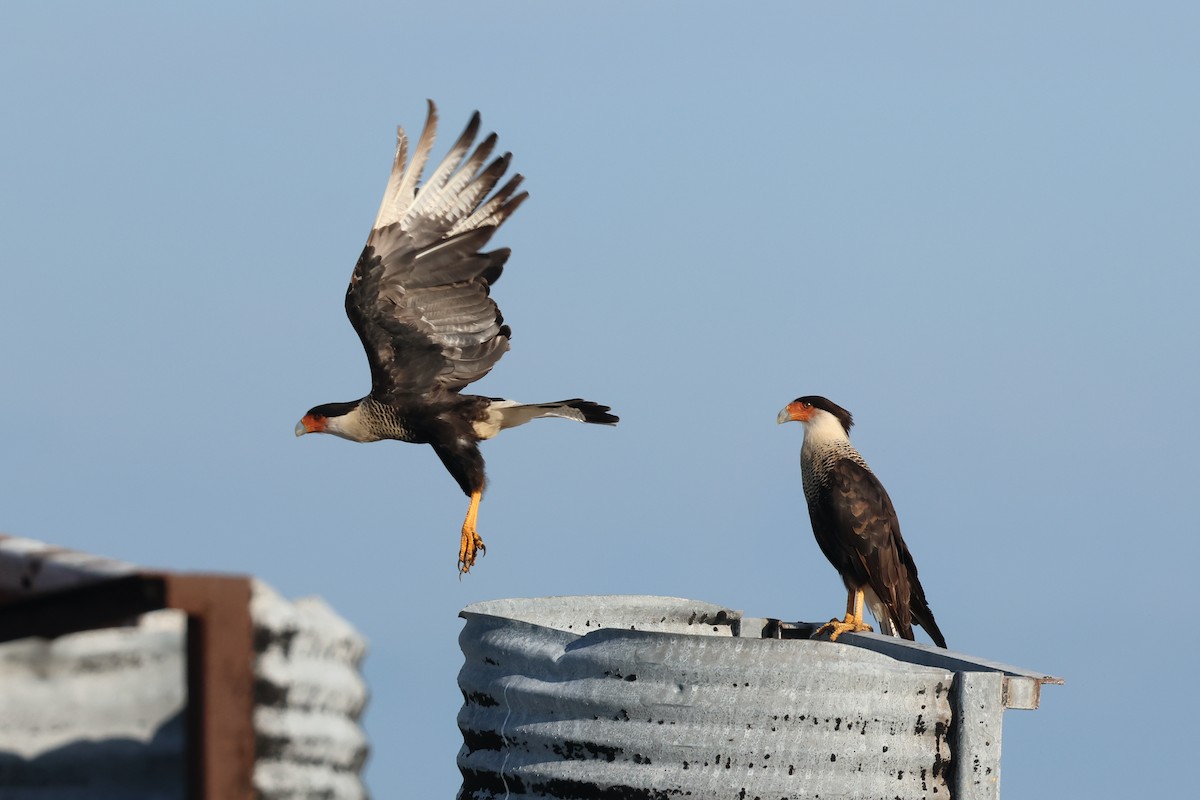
811, 459, 916, 636
345, 101, 528, 400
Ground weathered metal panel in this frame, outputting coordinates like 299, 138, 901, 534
790, 625, 1063, 711
0, 609, 187, 798
458, 596, 955, 799
0, 534, 137, 598
952, 671, 1005, 800
0, 535, 370, 800
251, 581, 369, 800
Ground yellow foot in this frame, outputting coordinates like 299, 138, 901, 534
458, 489, 485, 575
458, 529, 486, 575
816, 614, 874, 642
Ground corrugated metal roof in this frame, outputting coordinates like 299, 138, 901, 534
458, 595, 1061, 800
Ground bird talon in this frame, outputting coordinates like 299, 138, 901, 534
457, 490, 486, 575
815, 614, 873, 642
458, 529, 486, 575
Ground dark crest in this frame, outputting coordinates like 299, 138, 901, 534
306, 400, 360, 419
795, 395, 854, 434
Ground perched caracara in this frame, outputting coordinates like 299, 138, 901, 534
297, 102, 617, 574
778, 396, 946, 647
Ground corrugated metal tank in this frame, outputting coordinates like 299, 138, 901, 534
251, 580, 370, 800
457, 595, 1060, 800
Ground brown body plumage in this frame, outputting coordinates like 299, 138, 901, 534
779, 395, 946, 647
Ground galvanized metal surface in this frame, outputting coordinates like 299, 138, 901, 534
951, 671, 1005, 800
784, 625, 1064, 711
0, 609, 187, 798
252, 580, 370, 800
0, 533, 137, 598
459, 596, 960, 800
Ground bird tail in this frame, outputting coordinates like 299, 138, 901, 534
912, 600, 947, 649
474, 398, 618, 439
864, 588, 907, 639
868, 586, 947, 648
873, 614, 901, 639
904, 564, 948, 648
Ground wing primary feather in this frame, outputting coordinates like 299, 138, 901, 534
374, 99, 439, 230
431, 134, 499, 225
443, 152, 511, 223
404, 112, 481, 228
372, 125, 410, 229
454, 177, 528, 234
478, 248, 509, 286
347, 106, 529, 397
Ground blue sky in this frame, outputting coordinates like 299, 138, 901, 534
3, 3, 1197, 797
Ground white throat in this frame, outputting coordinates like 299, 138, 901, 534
324, 405, 380, 443
800, 409, 852, 455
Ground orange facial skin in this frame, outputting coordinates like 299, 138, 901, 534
300, 414, 327, 434
783, 400, 816, 423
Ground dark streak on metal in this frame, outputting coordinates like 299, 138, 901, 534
463, 690, 499, 708
459, 727, 505, 755
933, 720, 951, 780
459, 768, 689, 800
550, 740, 622, 762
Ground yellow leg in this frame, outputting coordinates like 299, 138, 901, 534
816, 588, 874, 642
458, 490, 486, 575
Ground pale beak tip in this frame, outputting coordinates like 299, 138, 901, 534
295, 420, 307, 437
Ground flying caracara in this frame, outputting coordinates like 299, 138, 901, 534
778, 396, 946, 647
297, 102, 617, 574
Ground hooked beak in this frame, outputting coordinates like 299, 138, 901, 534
296, 413, 326, 437
777, 402, 803, 425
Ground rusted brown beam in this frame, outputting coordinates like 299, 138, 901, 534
0, 565, 261, 798
160, 574, 256, 800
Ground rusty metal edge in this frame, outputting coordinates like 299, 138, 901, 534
159, 573, 256, 800
0, 571, 257, 800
